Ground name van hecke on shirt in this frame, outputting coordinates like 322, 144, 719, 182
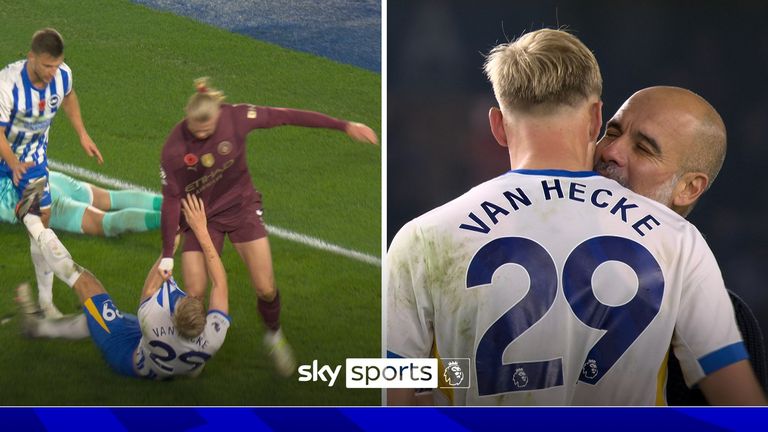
458, 178, 661, 237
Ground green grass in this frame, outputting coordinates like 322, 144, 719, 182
0, 0, 380, 405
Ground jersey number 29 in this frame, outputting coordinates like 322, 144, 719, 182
467, 235, 664, 396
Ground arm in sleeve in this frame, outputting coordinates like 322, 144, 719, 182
236, 104, 348, 134
160, 152, 182, 258
0, 81, 17, 166
0, 76, 11, 126
204, 311, 231, 353
672, 227, 749, 388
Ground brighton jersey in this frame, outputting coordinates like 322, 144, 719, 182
386, 170, 746, 406
134, 279, 230, 379
0, 60, 72, 168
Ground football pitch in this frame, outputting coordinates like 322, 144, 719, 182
0, 0, 381, 405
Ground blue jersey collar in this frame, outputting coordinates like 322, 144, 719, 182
508, 169, 599, 178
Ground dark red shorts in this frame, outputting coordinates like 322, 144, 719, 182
182, 199, 267, 254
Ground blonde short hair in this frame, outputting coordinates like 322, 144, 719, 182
185, 77, 226, 122
483, 28, 602, 114
174, 296, 207, 339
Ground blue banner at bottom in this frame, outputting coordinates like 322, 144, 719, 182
1, 407, 765, 431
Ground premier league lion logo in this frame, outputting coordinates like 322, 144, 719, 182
512, 367, 529, 388
443, 361, 465, 386
582, 359, 599, 380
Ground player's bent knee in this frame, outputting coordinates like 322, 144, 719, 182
74, 270, 108, 303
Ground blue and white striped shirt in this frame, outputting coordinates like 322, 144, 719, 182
0, 60, 72, 169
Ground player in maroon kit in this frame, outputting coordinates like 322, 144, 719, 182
158, 78, 377, 376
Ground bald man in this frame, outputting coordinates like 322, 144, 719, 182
595, 86, 725, 216
595, 86, 765, 405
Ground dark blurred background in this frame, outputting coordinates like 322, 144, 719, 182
388, 1, 768, 337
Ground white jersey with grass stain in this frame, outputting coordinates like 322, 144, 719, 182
386, 169, 745, 405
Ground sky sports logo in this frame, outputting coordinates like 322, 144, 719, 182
297, 358, 471, 388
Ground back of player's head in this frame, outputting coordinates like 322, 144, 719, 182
30, 28, 64, 58
484, 28, 602, 114
174, 296, 206, 339
186, 77, 226, 122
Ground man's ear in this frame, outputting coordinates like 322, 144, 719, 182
488, 107, 508, 148
673, 171, 709, 208
589, 100, 603, 143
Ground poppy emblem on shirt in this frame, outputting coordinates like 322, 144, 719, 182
217, 141, 232, 156
184, 153, 199, 167
38, 99, 46, 112
201, 153, 215, 168
48, 95, 61, 108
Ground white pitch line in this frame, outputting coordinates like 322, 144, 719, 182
49, 160, 381, 267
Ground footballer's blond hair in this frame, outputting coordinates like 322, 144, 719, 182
186, 77, 226, 122
174, 296, 207, 339
483, 28, 602, 114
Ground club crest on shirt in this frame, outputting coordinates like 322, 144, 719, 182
201, 153, 215, 168
217, 141, 232, 156
48, 95, 61, 108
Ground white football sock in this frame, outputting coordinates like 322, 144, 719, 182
23, 213, 46, 240
29, 237, 55, 306
37, 229, 83, 288
33, 314, 90, 339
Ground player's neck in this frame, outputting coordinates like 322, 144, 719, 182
25, 63, 46, 89
506, 120, 595, 172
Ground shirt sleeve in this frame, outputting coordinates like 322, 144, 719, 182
59, 62, 73, 96
672, 227, 747, 387
204, 310, 231, 353
0, 69, 12, 126
386, 220, 434, 359
233, 104, 348, 135
160, 139, 183, 258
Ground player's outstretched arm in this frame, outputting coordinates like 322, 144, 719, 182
62, 89, 103, 164
698, 359, 767, 405
244, 105, 378, 144
181, 194, 228, 314
159, 166, 183, 279
140, 234, 182, 302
